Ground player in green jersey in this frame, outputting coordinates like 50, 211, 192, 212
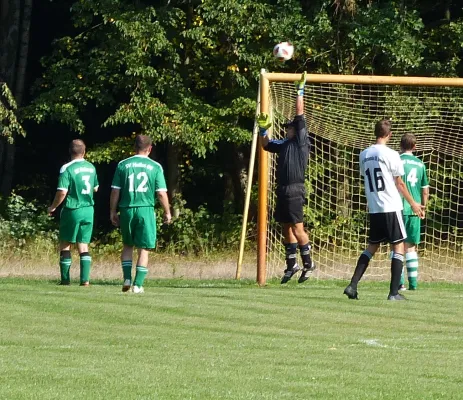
48, 139, 99, 286
399, 133, 429, 290
110, 135, 171, 293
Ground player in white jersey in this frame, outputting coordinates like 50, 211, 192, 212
343, 119, 424, 301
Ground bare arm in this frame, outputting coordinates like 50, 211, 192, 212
395, 176, 424, 218
260, 135, 270, 148
421, 186, 429, 218
109, 188, 120, 226
156, 190, 172, 224
295, 94, 304, 116
48, 191, 67, 215
422, 187, 429, 207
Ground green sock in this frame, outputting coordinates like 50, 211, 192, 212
406, 251, 418, 289
60, 256, 72, 283
399, 266, 405, 286
134, 266, 148, 287
122, 260, 132, 282
80, 252, 91, 284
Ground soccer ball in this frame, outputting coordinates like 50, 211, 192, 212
273, 42, 294, 62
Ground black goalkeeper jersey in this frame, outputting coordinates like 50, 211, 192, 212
264, 115, 311, 187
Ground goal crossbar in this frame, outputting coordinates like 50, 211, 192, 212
262, 73, 463, 87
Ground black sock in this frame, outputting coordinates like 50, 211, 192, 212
284, 243, 297, 270
390, 253, 404, 296
60, 250, 71, 259
350, 250, 373, 289
299, 242, 312, 270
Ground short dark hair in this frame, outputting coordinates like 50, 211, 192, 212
135, 135, 152, 151
400, 133, 417, 152
374, 119, 392, 138
69, 139, 86, 156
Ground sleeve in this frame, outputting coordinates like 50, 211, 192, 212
111, 165, 122, 189
391, 152, 404, 177
93, 168, 99, 189
359, 151, 365, 177
155, 167, 167, 192
264, 139, 284, 154
422, 164, 430, 188
57, 168, 70, 192
293, 115, 308, 146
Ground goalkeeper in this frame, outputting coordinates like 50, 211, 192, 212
258, 72, 315, 284
399, 133, 429, 290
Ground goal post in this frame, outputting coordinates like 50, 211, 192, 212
257, 72, 463, 285
257, 72, 270, 286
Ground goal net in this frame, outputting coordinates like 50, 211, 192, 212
260, 73, 463, 283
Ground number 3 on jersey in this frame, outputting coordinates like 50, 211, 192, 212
406, 167, 418, 187
128, 172, 149, 192
365, 168, 385, 192
81, 175, 91, 194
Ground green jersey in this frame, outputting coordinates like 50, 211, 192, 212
111, 155, 167, 208
57, 159, 99, 209
400, 153, 429, 215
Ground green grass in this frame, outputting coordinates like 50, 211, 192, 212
1, 279, 462, 400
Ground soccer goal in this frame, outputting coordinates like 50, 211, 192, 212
256, 72, 463, 285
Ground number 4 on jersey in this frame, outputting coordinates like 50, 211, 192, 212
407, 167, 418, 187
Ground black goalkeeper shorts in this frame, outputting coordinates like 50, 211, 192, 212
275, 184, 306, 224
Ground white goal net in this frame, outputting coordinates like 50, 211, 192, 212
265, 77, 463, 282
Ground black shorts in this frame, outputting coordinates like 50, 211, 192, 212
368, 211, 407, 244
275, 184, 305, 224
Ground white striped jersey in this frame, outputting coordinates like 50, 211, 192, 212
359, 144, 404, 214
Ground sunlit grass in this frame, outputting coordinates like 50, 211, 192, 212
1, 279, 462, 399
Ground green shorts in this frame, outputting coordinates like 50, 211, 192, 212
403, 214, 421, 245
59, 206, 94, 244
120, 207, 157, 249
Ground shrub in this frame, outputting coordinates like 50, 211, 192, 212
156, 197, 248, 255
0, 192, 58, 251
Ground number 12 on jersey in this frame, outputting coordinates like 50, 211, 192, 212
365, 168, 385, 192
128, 172, 149, 192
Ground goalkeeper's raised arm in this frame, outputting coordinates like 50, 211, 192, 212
293, 72, 309, 147
295, 71, 306, 116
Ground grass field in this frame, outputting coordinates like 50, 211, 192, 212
1, 279, 462, 400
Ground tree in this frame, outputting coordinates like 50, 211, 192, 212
24, 0, 306, 211
0, 0, 31, 196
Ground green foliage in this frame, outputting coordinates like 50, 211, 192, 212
86, 135, 135, 163
24, 0, 304, 161
303, 0, 425, 74
0, 83, 25, 142
424, 19, 463, 76
0, 193, 58, 249
90, 227, 123, 255
90, 195, 253, 256
156, 196, 248, 255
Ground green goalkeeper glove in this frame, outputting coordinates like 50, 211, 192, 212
257, 113, 272, 136
295, 71, 307, 96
